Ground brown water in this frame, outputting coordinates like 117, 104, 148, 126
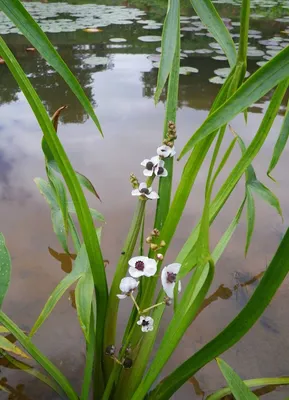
1, 0, 289, 398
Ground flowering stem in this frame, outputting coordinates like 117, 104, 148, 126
142, 301, 165, 313
130, 293, 140, 313
139, 212, 145, 256
103, 200, 146, 379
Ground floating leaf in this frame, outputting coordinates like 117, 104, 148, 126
83, 28, 102, 33
179, 66, 199, 75
109, 38, 126, 42
138, 36, 162, 42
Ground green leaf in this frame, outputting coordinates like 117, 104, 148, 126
267, 98, 289, 179
0, 350, 65, 398
34, 178, 69, 253
190, 0, 237, 68
249, 180, 282, 218
75, 270, 94, 342
148, 227, 289, 400
131, 261, 214, 400
47, 166, 69, 235
30, 244, 89, 336
178, 80, 288, 265
179, 51, 289, 159
245, 188, 255, 256
206, 376, 289, 400
154, 0, 179, 103
76, 171, 101, 201
0, 233, 11, 308
0, 335, 30, 359
216, 358, 258, 400
0, 311, 78, 400
67, 201, 105, 223
0, 0, 102, 134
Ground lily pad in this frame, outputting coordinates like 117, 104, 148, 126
83, 56, 109, 66
209, 76, 226, 85
179, 66, 198, 75
212, 55, 227, 61
109, 38, 126, 42
138, 36, 162, 42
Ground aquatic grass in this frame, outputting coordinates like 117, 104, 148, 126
1, 0, 289, 399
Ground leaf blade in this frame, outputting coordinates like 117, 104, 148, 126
216, 358, 258, 400
0, 233, 11, 308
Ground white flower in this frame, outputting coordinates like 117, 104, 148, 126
137, 315, 154, 332
141, 156, 159, 177
117, 277, 139, 299
131, 182, 159, 200
161, 263, 182, 298
157, 145, 176, 158
128, 256, 157, 278
154, 159, 168, 177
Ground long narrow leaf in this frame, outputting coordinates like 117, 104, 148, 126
216, 358, 258, 400
30, 244, 89, 336
190, 0, 237, 68
0, 312, 78, 400
0, 351, 65, 398
0, 336, 29, 359
206, 376, 289, 400
179, 49, 289, 159
148, 227, 289, 399
154, 0, 179, 103
245, 188, 255, 256
267, 98, 289, 179
0, 37, 108, 387
0, 233, 11, 308
0, 0, 102, 134
75, 270, 94, 342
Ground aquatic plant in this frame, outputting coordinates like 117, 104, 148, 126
0, 0, 289, 398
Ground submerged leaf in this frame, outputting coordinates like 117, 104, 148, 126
0, 336, 29, 359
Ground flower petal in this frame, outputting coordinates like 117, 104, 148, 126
117, 294, 127, 299
170, 147, 176, 157
129, 256, 148, 267
139, 182, 147, 190
163, 282, 175, 298
146, 191, 159, 200
143, 169, 153, 177
166, 263, 181, 274
120, 277, 139, 292
160, 168, 168, 177
158, 159, 165, 168
129, 267, 144, 278
131, 189, 141, 196
141, 159, 150, 167
151, 155, 160, 165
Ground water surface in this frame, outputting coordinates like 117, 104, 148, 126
1, 0, 289, 398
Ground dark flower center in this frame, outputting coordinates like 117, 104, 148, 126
140, 187, 150, 195
167, 272, 177, 283
146, 161, 154, 170
157, 167, 164, 175
142, 320, 149, 326
135, 261, 145, 271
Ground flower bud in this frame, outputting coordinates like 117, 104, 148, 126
157, 253, 164, 261
146, 236, 153, 244
160, 240, 166, 247
123, 358, 133, 369
167, 141, 174, 148
152, 228, 160, 237
165, 297, 172, 306
105, 345, 116, 356
150, 243, 158, 251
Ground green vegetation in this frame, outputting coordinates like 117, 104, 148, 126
0, 0, 289, 399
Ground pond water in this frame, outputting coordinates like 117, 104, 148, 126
1, 0, 289, 399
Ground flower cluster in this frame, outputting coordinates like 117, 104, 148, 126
116, 121, 181, 337
131, 121, 177, 200
117, 256, 182, 333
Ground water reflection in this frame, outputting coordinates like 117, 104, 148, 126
1, 1, 289, 399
